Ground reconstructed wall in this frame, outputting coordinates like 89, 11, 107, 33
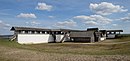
107, 34, 115, 38
17, 34, 54, 44
55, 35, 64, 42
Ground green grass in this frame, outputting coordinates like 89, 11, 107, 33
102, 37, 130, 43
0, 37, 130, 55
0, 37, 130, 61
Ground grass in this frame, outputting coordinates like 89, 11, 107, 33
0, 38, 130, 55
0, 35, 130, 61
114, 36, 130, 42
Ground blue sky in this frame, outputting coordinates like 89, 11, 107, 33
0, 0, 130, 35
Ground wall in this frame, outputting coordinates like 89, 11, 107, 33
100, 37, 106, 41
17, 34, 54, 44
100, 34, 106, 41
55, 35, 64, 42
107, 34, 115, 38
56, 34, 70, 42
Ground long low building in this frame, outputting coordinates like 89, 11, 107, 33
10, 27, 70, 44
10, 27, 123, 44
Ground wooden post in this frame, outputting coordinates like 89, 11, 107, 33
119, 32, 120, 34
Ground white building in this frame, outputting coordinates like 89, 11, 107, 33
10, 27, 123, 44
10, 27, 70, 44
106, 30, 123, 38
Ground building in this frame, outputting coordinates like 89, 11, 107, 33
10, 27, 123, 44
10, 27, 70, 44
69, 28, 103, 42
106, 30, 123, 38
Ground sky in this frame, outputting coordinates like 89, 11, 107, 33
0, 0, 130, 35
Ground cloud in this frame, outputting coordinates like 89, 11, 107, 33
48, 16, 55, 18
17, 13, 37, 18
74, 15, 112, 25
26, 21, 40, 25
89, 2, 128, 15
85, 21, 98, 25
36, 2, 53, 11
54, 20, 77, 28
112, 24, 118, 26
119, 13, 130, 21
0, 20, 10, 29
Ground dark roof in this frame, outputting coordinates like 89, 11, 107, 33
10, 27, 88, 32
10, 27, 51, 31
10, 27, 77, 32
106, 30, 123, 32
11, 27, 123, 33
99, 30, 106, 32
99, 30, 106, 34
51, 29, 71, 32
70, 31, 95, 37
87, 28, 99, 31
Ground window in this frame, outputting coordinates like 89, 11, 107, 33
45, 32, 47, 34
37, 31, 40, 34
22, 31, 25, 34
34, 31, 37, 34
31, 31, 35, 34
28, 31, 32, 34
25, 31, 28, 34
40, 31, 42, 34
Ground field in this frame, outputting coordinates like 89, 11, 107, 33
0, 35, 130, 61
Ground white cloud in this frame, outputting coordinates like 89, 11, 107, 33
120, 13, 130, 21
112, 24, 118, 26
26, 21, 40, 25
85, 21, 98, 25
17, 13, 37, 18
48, 16, 55, 18
54, 20, 77, 28
0, 20, 10, 29
74, 15, 112, 25
36, 2, 52, 11
90, 2, 128, 15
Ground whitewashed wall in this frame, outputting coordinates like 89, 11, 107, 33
55, 34, 70, 42
100, 37, 106, 41
17, 34, 54, 44
107, 34, 115, 38
55, 35, 64, 42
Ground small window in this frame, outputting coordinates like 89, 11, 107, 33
34, 31, 37, 34
22, 31, 25, 34
47, 31, 50, 34
45, 32, 47, 34
107, 32, 109, 34
42, 31, 45, 34
37, 31, 40, 34
111, 32, 114, 34
18, 30, 22, 34
25, 31, 28, 34
40, 31, 42, 34
31, 31, 35, 34
28, 31, 32, 34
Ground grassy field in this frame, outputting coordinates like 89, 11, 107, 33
0, 36, 130, 61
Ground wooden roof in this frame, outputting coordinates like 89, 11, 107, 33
10, 27, 88, 32
10, 27, 82, 32
11, 27, 123, 33
70, 31, 95, 37
87, 28, 99, 31
10, 27, 51, 31
106, 30, 123, 32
